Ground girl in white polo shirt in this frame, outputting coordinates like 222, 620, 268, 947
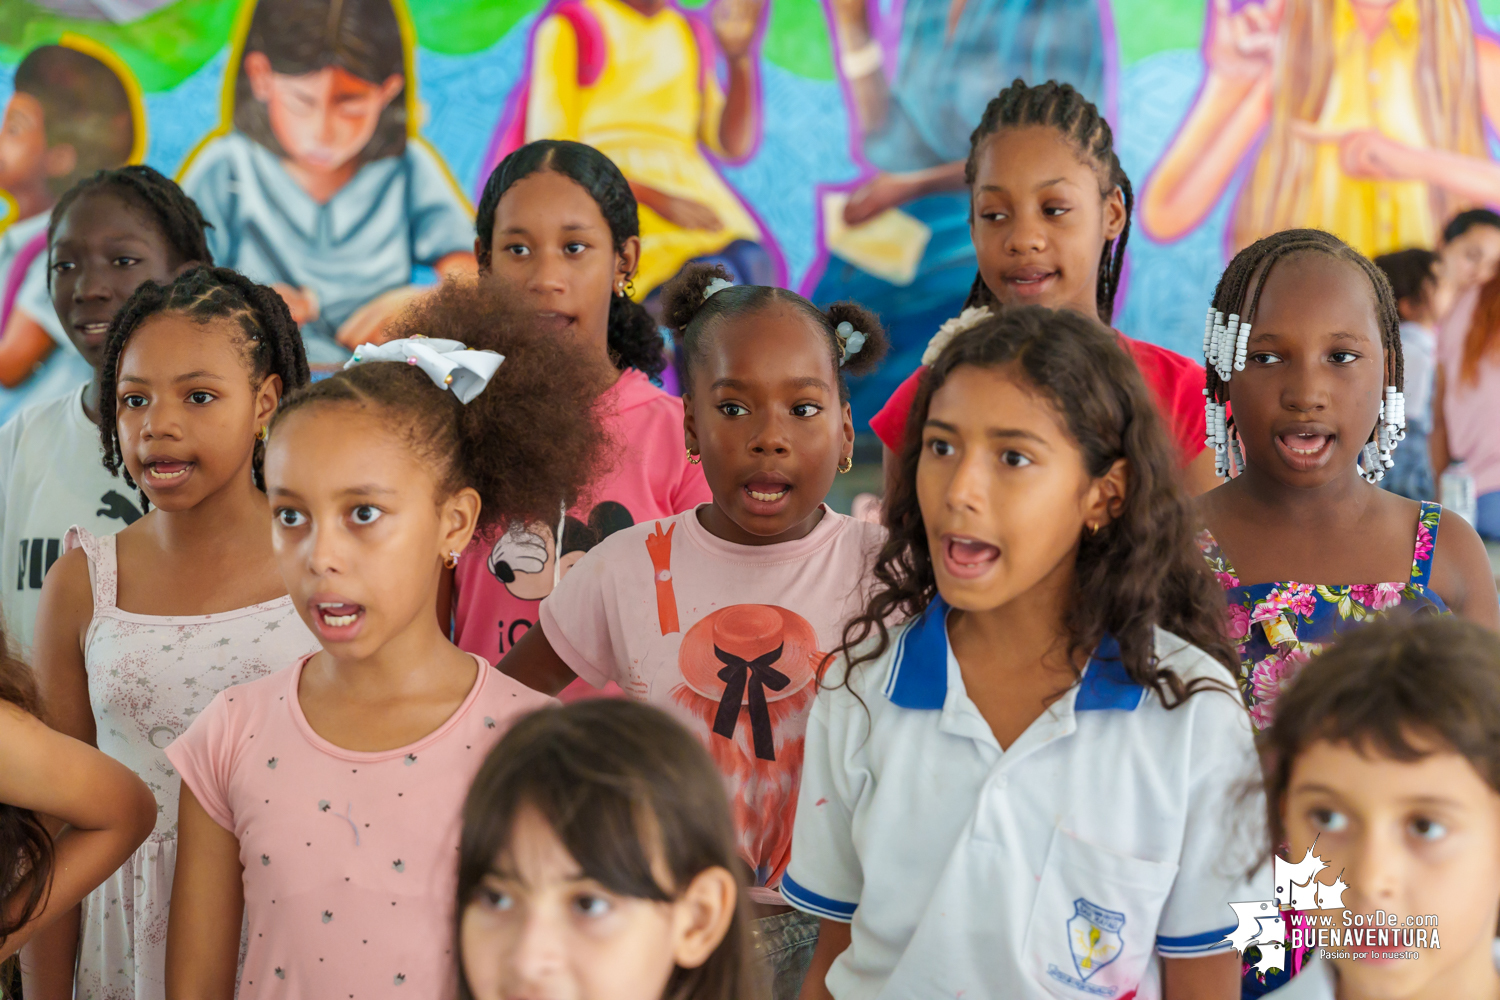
787, 307, 1270, 1000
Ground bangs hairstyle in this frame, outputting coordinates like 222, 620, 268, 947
962, 79, 1131, 323
0, 623, 52, 953
660, 263, 887, 402
234, 0, 407, 164
456, 700, 755, 1000
99, 267, 310, 498
1263, 616, 1500, 851
836, 306, 1235, 705
475, 140, 667, 379
270, 279, 614, 542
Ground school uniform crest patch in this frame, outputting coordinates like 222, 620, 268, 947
1067, 898, 1125, 981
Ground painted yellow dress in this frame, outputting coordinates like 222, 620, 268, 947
1300, 0, 1433, 256
524, 0, 761, 294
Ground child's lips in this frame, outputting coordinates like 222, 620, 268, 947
1002, 267, 1058, 297
942, 535, 1001, 579
75, 321, 111, 345
312, 601, 366, 641
145, 461, 194, 485
742, 478, 792, 514
1274, 429, 1337, 472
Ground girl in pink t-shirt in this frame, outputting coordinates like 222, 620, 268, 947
163, 281, 613, 999
450, 141, 711, 669
499, 264, 887, 999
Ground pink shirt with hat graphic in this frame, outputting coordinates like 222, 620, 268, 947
539, 506, 883, 903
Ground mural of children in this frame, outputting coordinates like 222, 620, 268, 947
1143, 0, 1500, 257
178, 0, 476, 363
488, 0, 775, 296
0, 39, 140, 419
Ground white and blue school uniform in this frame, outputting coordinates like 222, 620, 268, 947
784, 597, 1270, 1000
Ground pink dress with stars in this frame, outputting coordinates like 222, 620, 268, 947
165, 653, 555, 1000
66, 525, 321, 1000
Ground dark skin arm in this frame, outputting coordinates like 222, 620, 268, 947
1429, 508, 1500, 629
796, 920, 850, 1000
496, 622, 579, 697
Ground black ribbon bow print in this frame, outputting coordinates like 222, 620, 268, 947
712, 642, 789, 761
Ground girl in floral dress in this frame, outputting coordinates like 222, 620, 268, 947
1193, 229, 1498, 733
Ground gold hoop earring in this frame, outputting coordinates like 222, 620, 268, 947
444, 550, 461, 569
258, 425, 270, 442
1088, 522, 1100, 536
686, 448, 701, 466
838, 455, 853, 474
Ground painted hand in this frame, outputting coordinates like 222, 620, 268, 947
335, 285, 427, 349
641, 187, 725, 231
645, 521, 676, 574
843, 171, 919, 225
1337, 129, 1420, 182
272, 283, 321, 326
712, 0, 763, 59
1206, 0, 1283, 81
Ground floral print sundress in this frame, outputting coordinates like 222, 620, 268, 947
1197, 500, 1449, 730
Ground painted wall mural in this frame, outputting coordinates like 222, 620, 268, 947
3, 0, 1500, 425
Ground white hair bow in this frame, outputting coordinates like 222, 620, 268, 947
704, 277, 735, 300
345, 337, 504, 404
922, 306, 993, 366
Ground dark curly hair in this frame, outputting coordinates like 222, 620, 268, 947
270, 279, 614, 542
48, 165, 214, 286
99, 267, 311, 499
660, 263, 887, 402
0, 623, 53, 954
1208, 229, 1403, 457
475, 140, 667, 379
961, 79, 1131, 324
457, 700, 755, 1000
835, 306, 1235, 706
1262, 615, 1500, 852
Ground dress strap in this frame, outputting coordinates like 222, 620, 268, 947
1195, 527, 1242, 587
63, 526, 119, 611
1409, 500, 1442, 588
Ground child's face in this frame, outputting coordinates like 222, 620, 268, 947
243, 51, 402, 177
969, 126, 1125, 323
1283, 737, 1500, 999
1440, 224, 1500, 295
683, 304, 853, 544
265, 403, 479, 656
917, 362, 1124, 614
460, 804, 735, 1000
115, 315, 281, 511
0, 92, 57, 194
51, 191, 186, 370
481, 170, 637, 362
1228, 254, 1386, 489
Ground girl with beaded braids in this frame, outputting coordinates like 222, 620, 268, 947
865, 79, 1220, 497
500, 263, 887, 999
163, 277, 606, 999
1195, 229, 1498, 736
448, 140, 711, 680
26, 266, 320, 1000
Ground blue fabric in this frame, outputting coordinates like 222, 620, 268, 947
779, 873, 857, 921
1382, 429, 1435, 502
1156, 925, 1238, 954
1478, 490, 1500, 541
1074, 634, 1145, 712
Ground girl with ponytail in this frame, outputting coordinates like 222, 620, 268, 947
452, 140, 712, 680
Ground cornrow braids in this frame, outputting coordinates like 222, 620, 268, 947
1206, 228, 1404, 413
48, 166, 213, 285
659, 263, 888, 402
963, 79, 1132, 323
98, 267, 310, 499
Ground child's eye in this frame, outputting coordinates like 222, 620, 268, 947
1043, 205, 1070, 217
476, 887, 514, 912
719, 403, 749, 417
564, 242, 588, 254
51, 260, 74, 274
351, 505, 383, 525
187, 391, 214, 405
122, 394, 148, 409
503, 244, 531, 258
274, 508, 308, 528
1409, 816, 1448, 841
1250, 352, 1283, 365
927, 438, 955, 457
1329, 351, 1359, 364
572, 893, 613, 918
1000, 450, 1032, 467
791, 403, 822, 418
978, 210, 1009, 223
112, 256, 141, 268
1311, 807, 1348, 832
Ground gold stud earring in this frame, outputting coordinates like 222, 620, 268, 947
838, 455, 853, 474
444, 550, 461, 569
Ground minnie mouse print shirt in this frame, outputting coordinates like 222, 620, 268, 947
539, 505, 884, 904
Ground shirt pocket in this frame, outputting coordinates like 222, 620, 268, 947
1023, 826, 1179, 1000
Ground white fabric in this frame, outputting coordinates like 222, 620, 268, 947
345, 337, 504, 404
1266, 940, 1500, 997
1398, 320, 1437, 433
785, 603, 1269, 1000
67, 525, 321, 1000
921, 305, 991, 365
0, 383, 136, 659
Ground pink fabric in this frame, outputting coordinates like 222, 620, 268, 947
166, 655, 555, 1000
453, 368, 711, 667
1438, 288, 1500, 494
538, 507, 884, 902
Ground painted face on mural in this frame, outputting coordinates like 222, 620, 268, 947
0, 92, 54, 194
481, 169, 638, 365
968, 125, 1125, 324
243, 52, 403, 179
1226, 253, 1387, 490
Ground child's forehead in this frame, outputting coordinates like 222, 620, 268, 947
1247, 252, 1380, 324
703, 302, 832, 367
1290, 733, 1494, 803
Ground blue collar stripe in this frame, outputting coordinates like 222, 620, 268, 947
780, 874, 857, 921
884, 599, 1143, 712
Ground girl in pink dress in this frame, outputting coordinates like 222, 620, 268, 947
164, 278, 611, 999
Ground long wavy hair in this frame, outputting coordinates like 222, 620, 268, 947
834, 307, 1236, 705
0, 624, 52, 953
1232, 0, 1485, 250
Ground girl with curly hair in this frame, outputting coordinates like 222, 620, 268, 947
163, 278, 611, 999
450, 141, 712, 682
787, 306, 1265, 1000
27, 266, 318, 1000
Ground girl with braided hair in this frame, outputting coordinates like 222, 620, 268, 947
1195, 229, 1498, 736
866, 79, 1221, 497
26, 266, 320, 1000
